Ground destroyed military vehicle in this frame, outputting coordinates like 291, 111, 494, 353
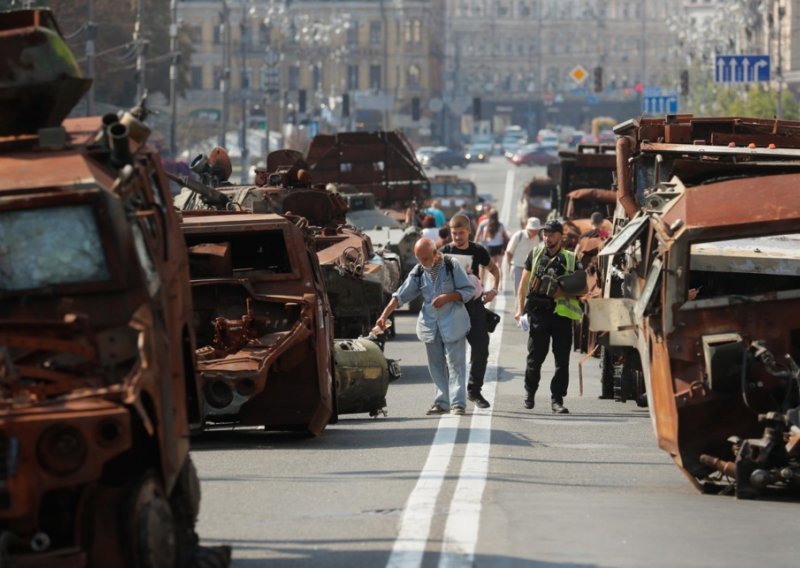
305, 131, 427, 304
0, 8, 227, 565
181, 211, 399, 433
590, 115, 800, 498
174, 150, 400, 338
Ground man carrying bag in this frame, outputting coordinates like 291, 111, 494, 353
513, 220, 586, 414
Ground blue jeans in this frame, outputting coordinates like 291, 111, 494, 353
424, 330, 467, 409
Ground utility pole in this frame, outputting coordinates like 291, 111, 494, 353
86, 0, 95, 115
777, 0, 785, 119
219, 1, 230, 149
134, 0, 147, 103
640, 0, 646, 93
169, 0, 179, 157
239, 3, 249, 184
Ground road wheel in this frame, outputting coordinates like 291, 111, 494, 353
122, 472, 177, 568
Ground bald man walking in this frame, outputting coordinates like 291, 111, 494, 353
376, 238, 475, 415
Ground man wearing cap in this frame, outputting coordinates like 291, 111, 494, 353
514, 219, 585, 414
505, 217, 542, 293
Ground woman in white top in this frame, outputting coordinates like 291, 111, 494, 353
476, 211, 509, 289
505, 217, 541, 293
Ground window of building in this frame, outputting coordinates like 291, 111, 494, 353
191, 66, 203, 89
213, 23, 221, 45
288, 65, 300, 90
369, 64, 381, 90
240, 67, 252, 90
188, 25, 202, 45
312, 65, 322, 91
413, 19, 422, 43
258, 23, 270, 46
407, 64, 421, 88
347, 21, 359, 47
347, 64, 359, 90
370, 21, 382, 45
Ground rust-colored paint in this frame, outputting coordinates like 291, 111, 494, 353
600, 114, 800, 498
0, 9, 219, 563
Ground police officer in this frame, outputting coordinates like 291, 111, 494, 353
514, 220, 585, 414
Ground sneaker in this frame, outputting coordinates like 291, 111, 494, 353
468, 392, 491, 409
450, 405, 466, 416
426, 403, 448, 415
523, 397, 535, 410
551, 401, 570, 414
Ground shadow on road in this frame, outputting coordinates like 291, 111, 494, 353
198, 536, 599, 567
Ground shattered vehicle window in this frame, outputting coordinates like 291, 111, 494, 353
0, 205, 110, 291
688, 233, 800, 301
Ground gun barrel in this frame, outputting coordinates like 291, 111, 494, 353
165, 171, 229, 207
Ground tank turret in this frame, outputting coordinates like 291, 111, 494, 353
0, 9, 92, 135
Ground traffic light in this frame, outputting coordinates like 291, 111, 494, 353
680, 70, 689, 97
472, 97, 481, 121
411, 96, 420, 121
593, 66, 603, 93
342, 93, 350, 118
298, 89, 307, 114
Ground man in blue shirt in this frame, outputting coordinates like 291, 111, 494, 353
376, 238, 474, 415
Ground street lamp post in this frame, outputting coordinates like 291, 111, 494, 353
239, 2, 250, 184
169, 0, 179, 157
219, 1, 231, 149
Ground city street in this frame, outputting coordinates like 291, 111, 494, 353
192, 158, 799, 567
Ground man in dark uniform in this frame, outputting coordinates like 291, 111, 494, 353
439, 214, 500, 409
514, 220, 585, 414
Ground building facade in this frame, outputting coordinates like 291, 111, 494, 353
178, 0, 446, 147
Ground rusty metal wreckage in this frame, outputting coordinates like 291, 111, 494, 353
0, 8, 229, 566
590, 115, 800, 499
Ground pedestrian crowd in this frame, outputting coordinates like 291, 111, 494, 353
377, 197, 593, 416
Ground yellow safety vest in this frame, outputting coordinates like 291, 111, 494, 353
527, 245, 583, 321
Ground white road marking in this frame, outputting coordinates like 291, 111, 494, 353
387, 168, 517, 568
385, 417, 461, 568
438, 168, 516, 567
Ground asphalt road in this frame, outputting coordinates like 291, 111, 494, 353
192, 157, 798, 567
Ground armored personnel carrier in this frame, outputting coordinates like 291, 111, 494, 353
590, 115, 800, 498
0, 9, 227, 565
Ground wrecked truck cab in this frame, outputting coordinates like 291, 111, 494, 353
181, 211, 399, 431
181, 212, 336, 435
593, 115, 800, 498
0, 8, 222, 565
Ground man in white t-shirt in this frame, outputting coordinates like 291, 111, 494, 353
506, 217, 541, 292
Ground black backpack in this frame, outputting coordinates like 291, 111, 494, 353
412, 255, 455, 287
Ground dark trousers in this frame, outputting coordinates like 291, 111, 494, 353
524, 310, 572, 403
465, 299, 490, 395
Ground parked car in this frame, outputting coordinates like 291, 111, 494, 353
508, 144, 560, 167
422, 147, 469, 169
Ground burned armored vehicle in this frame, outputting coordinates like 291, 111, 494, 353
305, 131, 427, 299
181, 211, 399, 432
0, 9, 225, 565
174, 151, 400, 338
590, 115, 800, 498
305, 130, 430, 217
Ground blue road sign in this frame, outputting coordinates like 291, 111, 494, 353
586, 94, 599, 105
715, 55, 770, 83
642, 95, 678, 115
